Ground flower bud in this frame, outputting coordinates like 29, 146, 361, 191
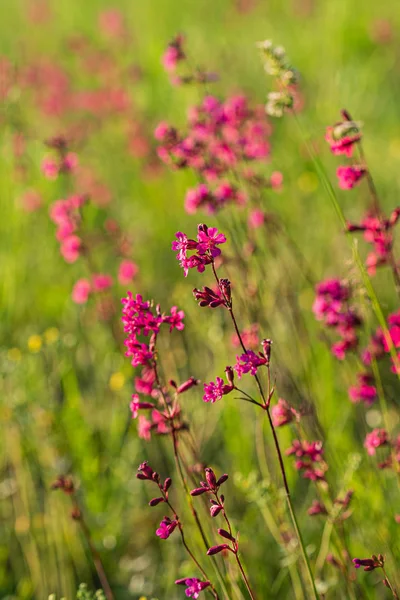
216, 474, 229, 487
207, 544, 229, 555
218, 529, 236, 542
210, 505, 223, 518
219, 278, 231, 303
164, 478, 172, 492
225, 366, 234, 386
205, 467, 217, 489
190, 486, 209, 496
149, 497, 165, 507
261, 339, 272, 364
177, 376, 200, 394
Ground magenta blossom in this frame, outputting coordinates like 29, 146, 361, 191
196, 226, 227, 257
337, 165, 366, 190
72, 279, 91, 304
348, 373, 377, 405
234, 350, 267, 378
364, 429, 389, 456
271, 398, 300, 427
175, 578, 210, 599
203, 377, 234, 403
156, 516, 178, 539
130, 394, 155, 419
165, 306, 185, 332
172, 224, 226, 277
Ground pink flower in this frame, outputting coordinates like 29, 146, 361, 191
92, 274, 113, 292
364, 429, 389, 455
234, 350, 267, 378
271, 398, 299, 427
72, 279, 91, 304
203, 377, 234, 403
162, 35, 185, 72
60, 235, 81, 263
118, 260, 139, 285
325, 115, 362, 157
41, 157, 59, 179
165, 306, 185, 332
130, 394, 155, 418
248, 209, 265, 229
156, 516, 178, 539
270, 171, 283, 189
175, 578, 211, 599
336, 165, 366, 190
99, 9, 125, 38
63, 152, 78, 173
19, 190, 42, 212
138, 415, 152, 441
348, 373, 377, 405
196, 224, 227, 257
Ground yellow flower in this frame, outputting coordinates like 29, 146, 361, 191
109, 372, 125, 391
27, 335, 42, 353
44, 327, 59, 344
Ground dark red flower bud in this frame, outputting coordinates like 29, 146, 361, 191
177, 376, 200, 394
137, 461, 155, 480
207, 544, 230, 555
164, 478, 172, 492
218, 529, 236, 542
261, 339, 272, 364
210, 505, 223, 517
205, 467, 217, 489
216, 474, 228, 487
149, 497, 165, 507
193, 287, 224, 308
219, 278, 231, 303
190, 486, 209, 496
225, 366, 234, 386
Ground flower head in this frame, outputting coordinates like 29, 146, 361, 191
156, 516, 178, 539
175, 578, 211, 599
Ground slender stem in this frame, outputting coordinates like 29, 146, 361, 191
235, 554, 256, 600
382, 567, 399, 599
71, 500, 114, 600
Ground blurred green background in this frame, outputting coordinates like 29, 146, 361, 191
1, 0, 400, 598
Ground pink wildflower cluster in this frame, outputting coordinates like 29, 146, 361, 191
175, 578, 210, 599
203, 368, 235, 403
122, 292, 184, 369
286, 440, 327, 482
49, 188, 139, 304
271, 398, 300, 427
231, 323, 260, 349
121, 292, 196, 441
326, 111, 365, 190
49, 194, 87, 263
346, 208, 400, 276
172, 224, 227, 277
234, 350, 267, 377
41, 136, 78, 180
364, 429, 400, 470
162, 34, 185, 73
365, 309, 400, 372
313, 278, 362, 360
161, 34, 217, 86
156, 94, 279, 214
